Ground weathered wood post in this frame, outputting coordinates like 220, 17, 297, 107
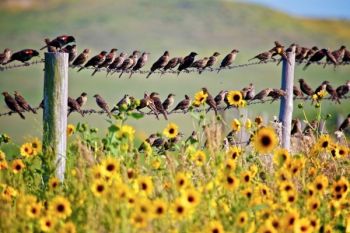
43, 52, 68, 182
279, 46, 296, 150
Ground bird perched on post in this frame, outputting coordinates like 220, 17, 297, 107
119, 51, 139, 78
2, 92, 25, 119
162, 94, 175, 113
67, 97, 84, 117
201, 52, 220, 73
91, 48, 118, 76
324, 45, 346, 69
93, 94, 112, 118
78, 51, 107, 72
269, 41, 290, 65
336, 81, 350, 98
72, 49, 90, 67
202, 87, 217, 115
251, 88, 272, 102
218, 49, 239, 73
191, 57, 208, 73
76, 92, 88, 108
248, 51, 272, 63
177, 52, 198, 76
298, 79, 314, 97
170, 95, 191, 114
338, 114, 350, 131
61, 45, 77, 65
14, 91, 36, 114
40, 35, 75, 51
150, 92, 168, 120
0, 48, 12, 65
6, 49, 40, 65
129, 52, 149, 78
146, 51, 170, 78
107, 52, 127, 76
293, 85, 304, 99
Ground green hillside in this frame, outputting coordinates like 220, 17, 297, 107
1, 0, 350, 143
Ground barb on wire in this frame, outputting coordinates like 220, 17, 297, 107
1, 95, 348, 118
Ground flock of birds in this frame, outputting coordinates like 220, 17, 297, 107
1, 35, 350, 77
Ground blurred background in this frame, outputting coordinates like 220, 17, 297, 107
0, 0, 350, 143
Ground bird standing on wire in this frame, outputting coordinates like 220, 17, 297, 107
129, 52, 149, 78
218, 49, 239, 73
162, 93, 175, 113
2, 92, 25, 119
248, 51, 272, 63
67, 97, 84, 117
72, 49, 90, 67
191, 57, 208, 73
177, 52, 198, 76
202, 87, 217, 115
150, 92, 168, 120
338, 114, 350, 132
93, 94, 112, 118
108, 52, 127, 76
0, 49, 12, 65
170, 95, 191, 114
336, 81, 350, 98
91, 48, 118, 76
78, 51, 107, 72
298, 79, 314, 97
76, 92, 88, 107
146, 51, 170, 78
14, 91, 37, 114
6, 49, 40, 65
202, 52, 220, 73
119, 51, 139, 78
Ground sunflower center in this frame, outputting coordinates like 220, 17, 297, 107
176, 206, 184, 213
227, 176, 234, 184
312, 203, 318, 209
179, 179, 185, 186
188, 196, 194, 203
244, 175, 250, 182
316, 183, 323, 190
212, 229, 219, 233
57, 204, 65, 212
141, 183, 148, 190
335, 185, 341, 192
322, 141, 328, 148
15, 164, 22, 170
169, 128, 175, 134
233, 94, 241, 101
97, 185, 104, 192
106, 164, 115, 171
261, 135, 272, 146
156, 207, 164, 214
289, 217, 295, 225
31, 208, 37, 214
46, 221, 51, 227
301, 226, 308, 232
288, 196, 295, 202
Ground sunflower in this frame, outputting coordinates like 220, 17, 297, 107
192, 150, 206, 166
163, 123, 179, 139
130, 211, 148, 229
182, 188, 201, 207
135, 198, 153, 217
227, 90, 243, 107
231, 119, 241, 132
313, 175, 328, 194
306, 197, 320, 213
295, 218, 313, 233
266, 216, 283, 232
245, 119, 252, 129
175, 172, 190, 189
283, 209, 299, 231
281, 190, 297, 205
224, 159, 236, 172
1, 185, 18, 201
153, 199, 167, 218
48, 196, 72, 219
0, 150, 8, 170
117, 124, 135, 141
12, 159, 25, 174
59, 222, 77, 233
279, 180, 295, 194
273, 148, 290, 167
194, 90, 208, 106
252, 127, 278, 154
67, 124, 75, 136
31, 138, 42, 155
316, 134, 332, 151
226, 146, 242, 160
206, 220, 225, 233
240, 170, 252, 184
236, 211, 248, 227
101, 156, 120, 177
49, 177, 60, 190
20, 143, 34, 158
309, 215, 320, 232
257, 224, 277, 233
275, 169, 291, 182
137, 176, 154, 196
172, 198, 190, 219
255, 116, 263, 126
26, 202, 42, 219
223, 173, 240, 191
241, 188, 253, 200
91, 179, 108, 198
39, 216, 56, 232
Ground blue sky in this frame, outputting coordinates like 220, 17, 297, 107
240, 0, 350, 19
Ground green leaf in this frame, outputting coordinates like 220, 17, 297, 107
108, 125, 119, 133
130, 112, 144, 119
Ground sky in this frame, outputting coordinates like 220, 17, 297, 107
240, 0, 350, 19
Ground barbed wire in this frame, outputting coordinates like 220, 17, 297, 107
1, 95, 348, 118
0, 60, 44, 71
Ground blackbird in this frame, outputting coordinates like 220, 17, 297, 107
91, 48, 118, 76
61, 45, 77, 64
202, 87, 217, 115
14, 91, 36, 114
129, 52, 149, 78
342, 49, 350, 63
67, 97, 84, 117
76, 92, 88, 107
336, 81, 350, 98
170, 95, 191, 113
202, 52, 220, 73
6, 49, 40, 65
150, 92, 168, 120
338, 114, 350, 131
138, 134, 157, 152
2, 92, 25, 119
72, 49, 90, 67
93, 94, 112, 118
298, 79, 314, 97
162, 93, 175, 112
146, 51, 170, 78
177, 52, 198, 75
0, 48, 12, 65
78, 51, 107, 72
40, 35, 75, 50
303, 48, 328, 70
218, 49, 239, 73
324, 45, 346, 69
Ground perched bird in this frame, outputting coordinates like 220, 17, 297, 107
270, 41, 290, 65
251, 88, 272, 102
291, 118, 302, 136
177, 52, 198, 75
40, 35, 75, 50
76, 92, 88, 107
324, 45, 346, 69
342, 49, 350, 63
107, 52, 127, 76
248, 51, 272, 63
326, 82, 341, 104
298, 79, 314, 97
151, 136, 168, 149
129, 52, 149, 78
268, 88, 286, 102
218, 49, 239, 73
138, 134, 158, 152
166, 132, 184, 150
202, 52, 220, 73
202, 87, 217, 115
295, 46, 311, 63
293, 85, 304, 99
314, 81, 328, 96
91, 48, 118, 76
338, 114, 350, 131
136, 93, 159, 119
111, 94, 130, 112
163, 57, 182, 71
303, 48, 330, 70
150, 92, 168, 120
93, 94, 112, 118
241, 83, 255, 100
14, 91, 36, 114
6, 49, 39, 65
0, 48, 12, 65
207, 90, 227, 113
162, 93, 175, 112
336, 81, 350, 98
72, 49, 90, 67
170, 95, 191, 113
119, 51, 139, 78
78, 51, 107, 72
61, 45, 77, 65
2, 92, 25, 119
67, 97, 84, 117
191, 57, 208, 73
146, 51, 170, 78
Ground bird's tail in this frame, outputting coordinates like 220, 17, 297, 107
107, 111, 112, 118
217, 68, 221, 74
129, 71, 134, 79
67, 108, 73, 117
303, 62, 310, 71
162, 111, 168, 120
248, 57, 255, 62
18, 111, 25, 120
146, 71, 153, 79
77, 66, 84, 72
119, 70, 124, 78
91, 69, 98, 76
29, 106, 37, 114
78, 110, 84, 117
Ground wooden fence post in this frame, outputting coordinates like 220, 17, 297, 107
279, 46, 296, 150
43, 52, 68, 182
